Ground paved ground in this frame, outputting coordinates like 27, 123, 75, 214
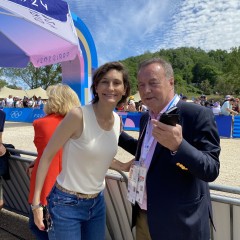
1, 121, 240, 239
0, 209, 35, 240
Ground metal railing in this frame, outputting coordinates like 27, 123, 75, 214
2, 148, 240, 240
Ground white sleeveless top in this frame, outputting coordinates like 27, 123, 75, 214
57, 104, 120, 194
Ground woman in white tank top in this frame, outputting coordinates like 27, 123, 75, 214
31, 62, 131, 240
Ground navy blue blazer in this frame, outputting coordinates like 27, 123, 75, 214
119, 100, 220, 240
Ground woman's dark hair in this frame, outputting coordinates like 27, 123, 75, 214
91, 62, 130, 104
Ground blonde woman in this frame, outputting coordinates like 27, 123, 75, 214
28, 84, 80, 240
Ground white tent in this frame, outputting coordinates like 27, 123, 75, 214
26, 87, 48, 99
0, 86, 48, 99
133, 91, 141, 102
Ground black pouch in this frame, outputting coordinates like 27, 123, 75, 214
43, 206, 53, 232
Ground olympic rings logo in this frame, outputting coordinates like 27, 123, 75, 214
33, 114, 44, 118
10, 111, 23, 118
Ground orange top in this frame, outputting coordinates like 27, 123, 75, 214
28, 114, 63, 205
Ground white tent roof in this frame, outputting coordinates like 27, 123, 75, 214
0, 86, 48, 99
26, 87, 48, 99
133, 91, 141, 102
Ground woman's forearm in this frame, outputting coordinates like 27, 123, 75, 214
32, 153, 52, 205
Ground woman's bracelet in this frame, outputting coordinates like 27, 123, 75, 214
31, 203, 43, 211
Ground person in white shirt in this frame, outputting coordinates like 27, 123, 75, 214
32, 62, 131, 240
221, 98, 238, 116
6, 95, 13, 107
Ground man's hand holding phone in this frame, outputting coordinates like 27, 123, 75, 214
151, 107, 182, 151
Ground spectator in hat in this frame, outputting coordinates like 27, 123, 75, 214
222, 95, 232, 105
128, 99, 137, 111
127, 96, 136, 112
225, 95, 231, 100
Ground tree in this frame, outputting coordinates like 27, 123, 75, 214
1, 46, 239, 96
200, 79, 212, 95
6, 84, 22, 89
3, 63, 62, 89
223, 47, 240, 83
214, 74, 237, 95
0, 79, 7, 88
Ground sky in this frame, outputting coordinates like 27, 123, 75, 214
67, 0, 240, 65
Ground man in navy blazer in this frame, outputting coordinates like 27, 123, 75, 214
119, 58, 220, 240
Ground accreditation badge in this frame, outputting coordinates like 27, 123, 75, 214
127, 162, 140, 204
136, 166, 147, 205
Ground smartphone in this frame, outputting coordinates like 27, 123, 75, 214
164, 106, 178, 115
159, 107, 179, 126
43, 206, 52, 232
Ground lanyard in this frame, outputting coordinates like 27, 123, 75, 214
164, 94, 180, 112
140, 94, 180, 163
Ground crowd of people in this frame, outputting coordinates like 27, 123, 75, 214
116, 95, 148, 112
117, 91, 240, 118
1, 90, 239, 118
1, 58, 221, 240
0, 95, 46, 108
192, 94, 240, 116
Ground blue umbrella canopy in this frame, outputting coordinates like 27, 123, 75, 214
0, 0, 81, 68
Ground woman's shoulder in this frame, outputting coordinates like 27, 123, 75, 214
64, 107, 83, 122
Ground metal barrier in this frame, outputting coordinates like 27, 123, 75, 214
2, 148, 240, 240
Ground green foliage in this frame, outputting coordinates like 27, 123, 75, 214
120, 46, 240, 96
200, 79, 212, 95
0, 47, 239, 97
1, 63, 62, 89
0, 79, 20, 89
6, 84, 22, 89
0, 79, 7, 88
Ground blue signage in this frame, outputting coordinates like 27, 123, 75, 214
4, 108, 45, 123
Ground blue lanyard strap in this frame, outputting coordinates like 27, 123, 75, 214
166, 94, 180, 112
